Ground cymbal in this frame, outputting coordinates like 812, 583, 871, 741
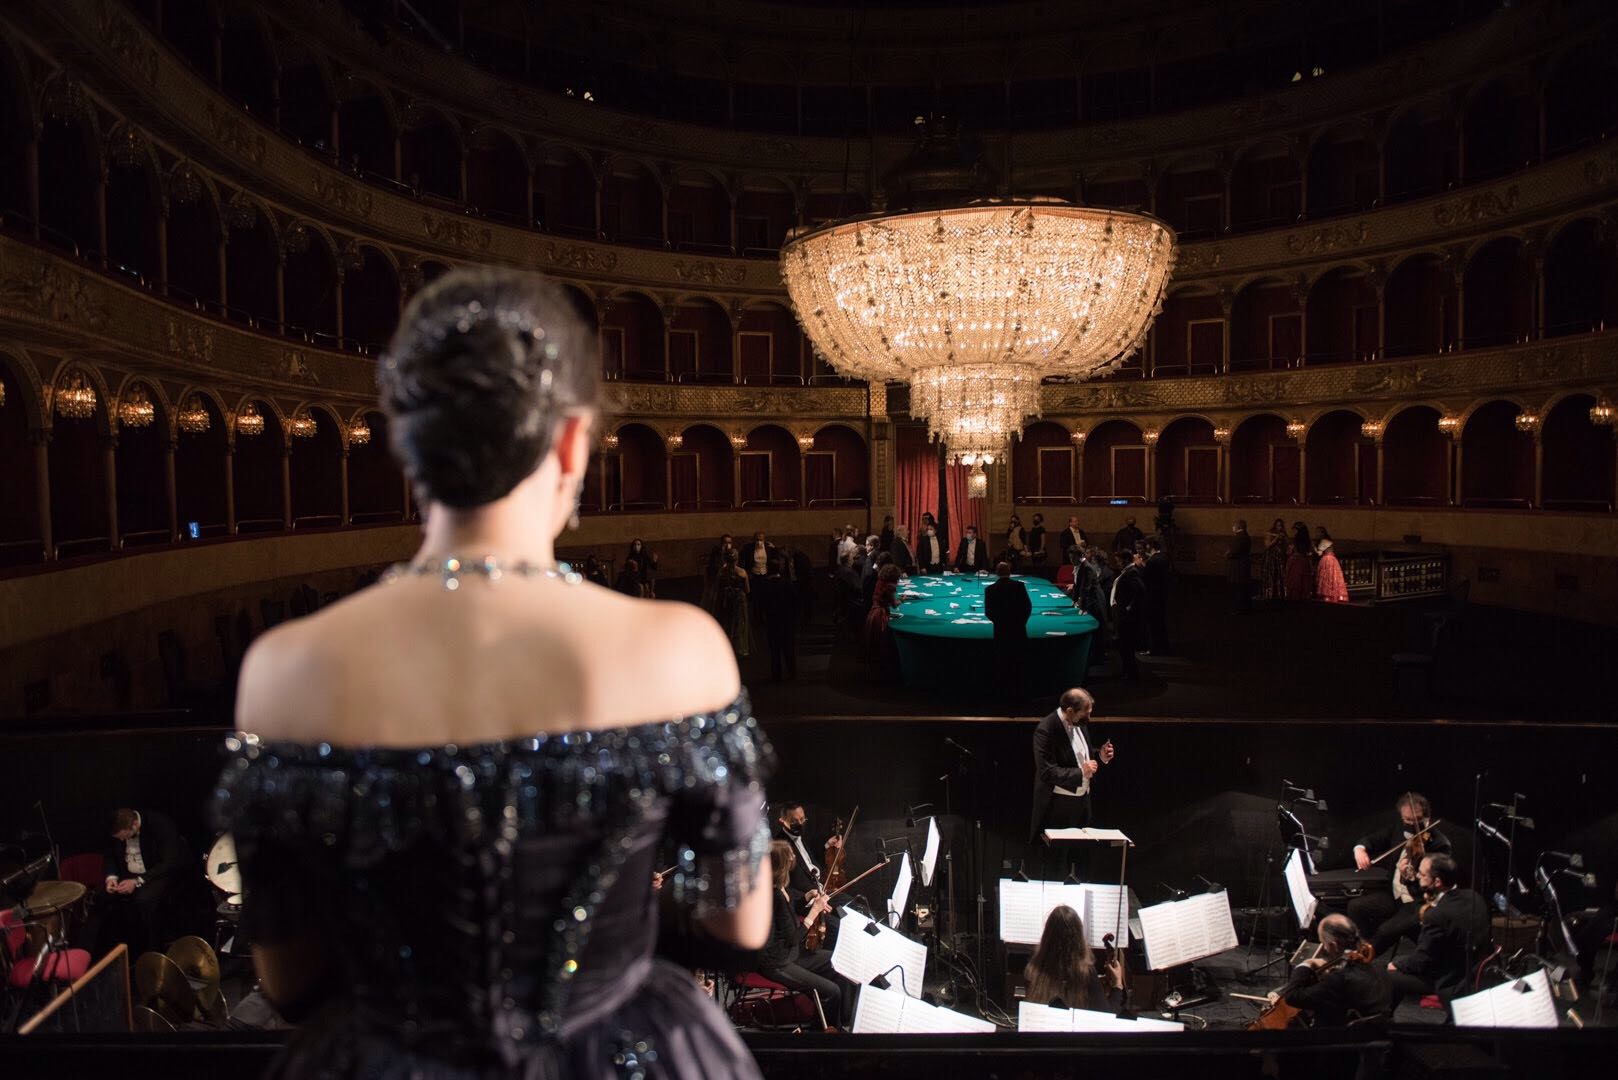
23, 879, 86, 916
132, 1005, 177, 1033
197, 986, 230, 1026
133, 952, 196, 1024
165, 935, 220, 991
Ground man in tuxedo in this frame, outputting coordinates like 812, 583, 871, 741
1111, 548, 1149, 681
1227, 519, 1253, 613
954, 525, 988, 573
984, 562, 1032, 701
745, 530, 776, 580
1271, 914, 1392, 1026
1058, 516, 1088, 564
917, 522, 947, 574
774, 801, 834, 910
1386, 852, 1491, 1007
1347, 792, 1453, 954
100, 807, 187, 954
920, 511, 948, 555
1029, 688, 1116, 845
888, 524, 915, 573
1142, 537, 1172, 655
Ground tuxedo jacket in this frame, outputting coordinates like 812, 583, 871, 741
774, 822, 822, 908
1396, 888, 1491, 998
889, 538, 915, 572
1029, 711, 1097, 843
916, 534, 947, 573
984, 577, 1031, 641
104, 809, 184, 885
954, 536, 989, 573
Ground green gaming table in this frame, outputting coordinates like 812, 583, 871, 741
887, 572, 1100, 694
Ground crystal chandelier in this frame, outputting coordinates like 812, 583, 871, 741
782, 199, 1175, 463
347, 417, 371, 446
288, 411, 317, 439
177, 395, 211, 435
117, 384, 155, 429
236, 402, 265, 437
55, 374, 97, 420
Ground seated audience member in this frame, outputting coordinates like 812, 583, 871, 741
1269, 914, 1392, 1026
1022, 905, 1124, 1011
758, 841, 850, 1028
581, 554, 610, 589
1385, 853, 1491, 1007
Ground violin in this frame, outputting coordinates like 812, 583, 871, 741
1370, 819, 1442, 904
802, 856, 891, 947
805, 808, 856, 951
1247, 941, 1374, 1030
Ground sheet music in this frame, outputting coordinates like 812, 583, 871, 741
1043, 827, 1134, 846
1017, 1001, 1184, 1033
830, 909, 928, 999
851, 984, 908, 1034
921, 817, 941, 887
888, 850, 913, 927
1283, 849, 1318, 929
1081, 883, 1129, 947
1451, 968, 1559, 1028
856, 985, 996, 1034
1137, 891, 1240, 971
998, 879, 1082, 945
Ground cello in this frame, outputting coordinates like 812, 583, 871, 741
1247, 941, 1375, 1030
805, 808, 856, 951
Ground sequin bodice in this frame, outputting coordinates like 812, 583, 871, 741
210, 694, 772, 1068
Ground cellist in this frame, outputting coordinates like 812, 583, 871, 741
1260, 914, 1391, 1027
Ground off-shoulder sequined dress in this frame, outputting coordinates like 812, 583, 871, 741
210, 693, 773, 1079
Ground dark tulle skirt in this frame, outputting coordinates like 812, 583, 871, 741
1282, 553, 1314, 601
263, 959, 761, 1080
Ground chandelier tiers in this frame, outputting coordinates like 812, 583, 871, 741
780, 198, 1177, 465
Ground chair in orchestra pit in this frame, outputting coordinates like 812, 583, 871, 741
57, 853, 105, 893
1, 907, 92, 998
726, 972, 820, 1031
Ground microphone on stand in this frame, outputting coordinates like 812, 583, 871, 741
943, 737, 973, 758
1476, 819, 1510, 846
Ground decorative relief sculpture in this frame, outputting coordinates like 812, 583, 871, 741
422, 214, 493, 252
165, 317, 216, 364
539, 242, 620, 273
203, 102, 267, 166
0, 259, 109, 330
1433, 185, 1520, 227
94, 2, 159, 89
1284, 221, 1369, 255
312, 175, 377, 219
671, 259, 747, 285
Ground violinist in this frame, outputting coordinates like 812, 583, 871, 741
774, 801, 840, 914
1263, 914, 1390, 1027
759, 841, 852, 1029
1346, 792, 1451, 953
1386, 853, 1491, 1008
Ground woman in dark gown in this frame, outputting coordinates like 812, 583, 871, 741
1260, 517, 1289, 601
214, 268, 773, 1079
1283, 520, 1314, 601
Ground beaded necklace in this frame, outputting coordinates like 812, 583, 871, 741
382, 555, 584, 591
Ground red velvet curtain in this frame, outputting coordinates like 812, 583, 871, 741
895, 425, 984, 546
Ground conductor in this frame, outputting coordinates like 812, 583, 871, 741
1029, 688, 1115, 844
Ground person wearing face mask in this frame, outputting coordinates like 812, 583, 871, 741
918, 522, 946, 574
1345, 793, 1452, 954
773, 802, 837, 913
920, 510, 948, 555
954, 525, 989, 573
1385, 853, 1490, 1008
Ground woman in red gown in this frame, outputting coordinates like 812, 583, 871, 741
1314, 527, 1349, 603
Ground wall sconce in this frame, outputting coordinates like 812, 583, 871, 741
796, 433, 816, 452
665, 433, 684, 451
347, 417, 372, 446
1212, 426, 1231, 443
600, 431, 620, 452
1591, 399, 1615, 428
728, 433, 748, 451
1513, 411, 1541, 435
1070, 430, 1087, 446
288, 411, 317, 439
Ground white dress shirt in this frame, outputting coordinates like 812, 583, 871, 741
1053, 722, 1091, 798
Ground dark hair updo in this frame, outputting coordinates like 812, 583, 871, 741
378, 268, 599, 508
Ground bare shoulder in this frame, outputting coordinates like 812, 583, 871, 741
618, 596, 741, 714
233, 587, 380, 738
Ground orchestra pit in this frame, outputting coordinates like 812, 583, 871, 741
3, 2, 1618, 1077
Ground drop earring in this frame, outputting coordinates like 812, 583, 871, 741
568, 479, 583, 530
